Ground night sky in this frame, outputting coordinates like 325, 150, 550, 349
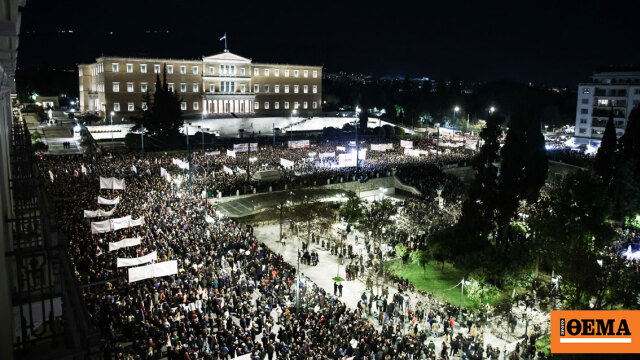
17, 0, 640, 86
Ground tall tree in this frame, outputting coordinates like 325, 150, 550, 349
611, 106, 640, 220
457, 113, 504, 246
133, 65, 182, 137
497, 96, 548, 249
620, 106, 640, 157
593, 108, 617, 184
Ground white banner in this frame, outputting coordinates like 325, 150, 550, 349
129, 216, 145, 228
100, 177, 125, 190
172, 158, 189, 170
223, 165, 234, 175
205, 151, 221, 156
336, 146, 346, 152
280, 158, 294, 169
90, 220, 112, 234
338, 153, 356, 167
117, 251, 157, 268
400, 140, 413, 149
404, 148, 429, 157
319, 152, 335, 158
109, 237, 142, 252
288, 140, 310, 149
227, 150, 236, 158
84, 209, 115, 218
128, 260, 178, 283
98, 196, 120, 205
111, 215, 133, 231
233, 143, 258, 152
370, 143, 393, 151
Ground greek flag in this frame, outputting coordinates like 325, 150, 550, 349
219, 33, 226, 41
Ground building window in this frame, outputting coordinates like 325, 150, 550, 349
303, 101, 308, 109
168, 83, 174, 92
294, 85, 299, 93
193, 83, 199, 92
142, 102, 148, 111
253, 68, 259, 76
294, 101, 299, 109
167, 65, 174, 74
294, 70, 299, 77
264, 84, 269, 93
263, 69, 269, 77
635, 89, 640, 95
112, 63, 119, 72
114, 103, 120, 112
313, 85, 318, 94
254, 84, 259, 93
583, 88, 590, 94
127, 82, 134, 92
579, 128, 587, 134
181, 102, 187, 111
597, 99, 609, 106
209, 84, 215, 93
580, 118, 587, 124
193, 102, 199, 110
181, 83, 187, 92
254, 102, 259, 110
241, 84, 246, 93
180, 65, 186, 74
154, 64, 161, 73
128, 103, 134, 111
285, 69, 290, 77
209, 66, 214, 75
275, 69, 280, 77
241, 68, 245, 75
312, 101, 317, 109
112, 82, 120, 92
264, 102, 269, 109
313, 70, 318, 78
193, 66, 199, 74
581, 98, 589, 104
275, 101, 279, 109
275, 85, 280, 93
141, 83, 148, 92
141, 64, 147, 73
284, 85, 290, 93
304, 70, 308, 78
126, 63, 133, 73
284, 101, 289, 109
303, 85, 308, 93
580, 108, 588, 114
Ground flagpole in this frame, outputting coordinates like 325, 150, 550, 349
225, 33, 228, 51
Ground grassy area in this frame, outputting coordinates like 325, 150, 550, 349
387, 258, 478, 308
535, 334, 551, 355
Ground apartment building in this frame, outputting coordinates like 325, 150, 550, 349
575, 68, 640, 145
79, 51, 322, 118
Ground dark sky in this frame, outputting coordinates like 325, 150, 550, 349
17, 0, 640, 87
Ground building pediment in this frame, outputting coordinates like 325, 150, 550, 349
203, 51, 251, 63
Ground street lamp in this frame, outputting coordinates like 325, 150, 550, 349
489, 106, 496, 114
110, 111, 115, 151
453, 106, 460, 125
459, 277, 471, 323
355, 106, 360, 174
435, 122, 440, 164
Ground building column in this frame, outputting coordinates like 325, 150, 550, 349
218, 100, 223, 113
234, 100, 239, 113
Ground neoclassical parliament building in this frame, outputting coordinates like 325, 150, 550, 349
78, 51, 322, 117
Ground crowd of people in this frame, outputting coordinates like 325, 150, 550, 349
37, 135, 554, 360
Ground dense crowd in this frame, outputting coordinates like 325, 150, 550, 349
37, 138, 553, 360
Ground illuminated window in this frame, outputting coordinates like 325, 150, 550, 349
141, 64, 147, 73
275, 69, 280, 77
128, 103, 134, 111
254, 68, 259, 76
275, 85, 280, 93
112, 63, 118, 72
167, 65, 173, 74
597, 99, 609, 106
312, 101, 317, 109
284, 101, 289, 109
209, 84, 214, 93
209, 66, 214, 75
313, 85, 318, 94
181, 83, 187, 93
284, 69, 290, 77
264, 84, 269, 93
254, 84, 259, 93
112, 82, 119, 92
193, 102, 199, 110
264, 102, 269, 109
113, 103, 120, 111
126, 64, 133, 73
294, 101, 299, 109
154, 64, 160, 73
275, 101, 280, 109
254, 101, 259, 110
240, 68, 245, 75
193, 66, 199, 74
168, 83, 174, 92
294, 85, 299, 93
181, 102, 187, 110
303, 101, 308, 109
141, 83, 148, 92
241, 84, 246, 93
180, 65, 186, 74
313, 70, 318, 78
127, 82, 134, 92
265, 69, 270, 77
193, 83, 199, 92
304, 70, 308, 78
303, 85, 308, 93
142, 102, 147, 110
284, 85, 290, 93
